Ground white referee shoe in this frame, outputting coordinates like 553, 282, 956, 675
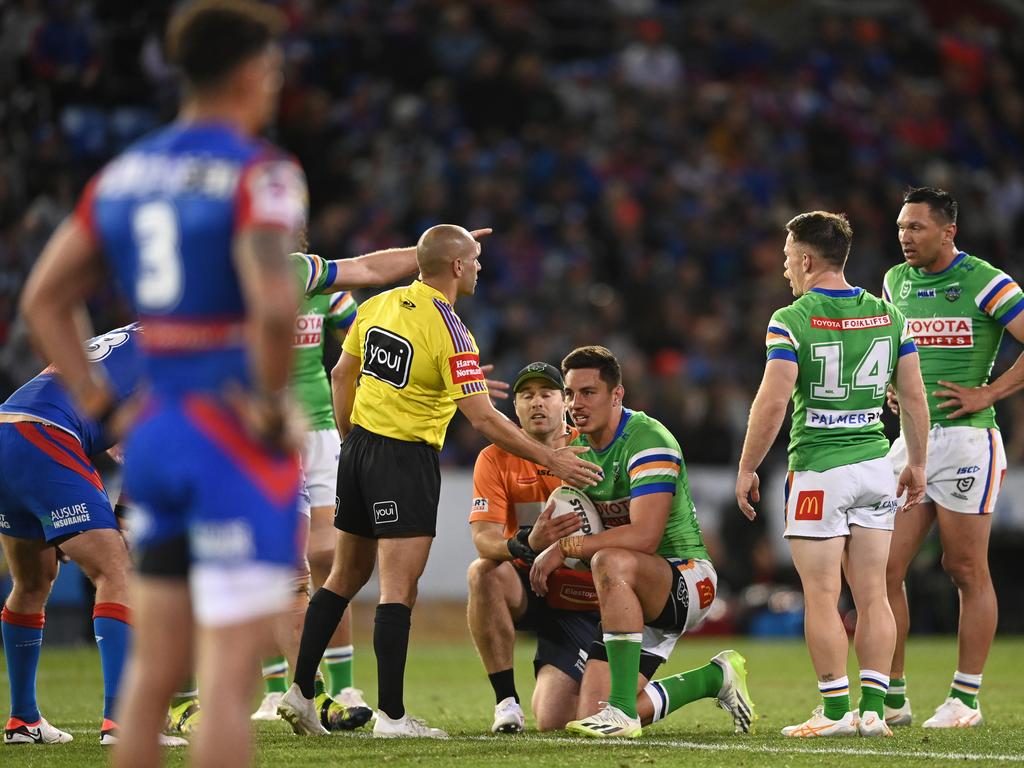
277, 683, 329, 736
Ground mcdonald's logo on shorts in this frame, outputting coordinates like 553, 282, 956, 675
794, 490, 824, 521
695, 577, 715, 609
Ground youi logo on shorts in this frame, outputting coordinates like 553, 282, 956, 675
373, 500, 399, 525
362, 327, 412, 388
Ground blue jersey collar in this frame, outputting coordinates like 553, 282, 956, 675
920, 251, 966, 276
809, 287, 863, 298
590, 408, 632, 453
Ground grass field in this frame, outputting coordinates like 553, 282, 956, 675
3, 631, 1023, 767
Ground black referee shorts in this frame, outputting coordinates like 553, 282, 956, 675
334, 425, 440, 539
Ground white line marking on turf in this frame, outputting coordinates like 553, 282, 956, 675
458, 734, 1024, 762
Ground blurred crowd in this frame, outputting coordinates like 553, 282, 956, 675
2, 0, 1024, 473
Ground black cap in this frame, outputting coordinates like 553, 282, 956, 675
512, 362, 564, 393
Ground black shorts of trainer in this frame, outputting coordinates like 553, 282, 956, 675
334, 426, 440, 539
514, 567, 600, 683
588, 557, 689, 678
135, 534, 190, 579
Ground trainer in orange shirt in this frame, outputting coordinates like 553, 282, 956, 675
467, 362, 600, 734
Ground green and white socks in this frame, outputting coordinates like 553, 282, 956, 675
885, 676, 906, 709
883, 671, 982, 711
261, 656, 289, 695
950, 671, 982, 709
858, 670, 889, 716
819, 676, 851, 720
642, 661, 725, 723
324, 645, 354, 697
604, 632, 642, 718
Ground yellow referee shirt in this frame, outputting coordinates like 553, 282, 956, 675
342, 280, 488, 451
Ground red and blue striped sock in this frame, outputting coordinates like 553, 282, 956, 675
93, 603, 131, 720
1, 606, 44, 723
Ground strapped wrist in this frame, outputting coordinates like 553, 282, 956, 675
507, 528, 536, 564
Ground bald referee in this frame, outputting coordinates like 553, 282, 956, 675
278, 225, 601, 737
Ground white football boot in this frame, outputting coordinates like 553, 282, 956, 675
276, 683, 329, 736
857, 710, 893, 737
251, 691, 283, 721
373, 712, 448, 738
712, 649, 756, 733
781, 706, 858, 737
566, 703, 642, 738
922, 697, 982, 728
4, 716, 73, 745
491, 697, 525, 734
883, 698, 912, 727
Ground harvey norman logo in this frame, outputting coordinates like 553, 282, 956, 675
806, 407, 883, 428
810, 315, 892, 331
905, 317, 973, 347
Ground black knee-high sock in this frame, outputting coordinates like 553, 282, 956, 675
488, 669, 518, 704
295, 588, 349, 698
374, 603, 412, 719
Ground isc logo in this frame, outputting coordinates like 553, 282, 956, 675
794, 490, 824, 521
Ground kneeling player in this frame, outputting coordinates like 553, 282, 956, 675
530, 347, 754, 738
0, 325, 185, 747
467, 363, 598, 732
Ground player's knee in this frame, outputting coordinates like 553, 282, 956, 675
307, 547, 333, 580
590, 548, 636, 584
466, 558, 500, 594
941, 553, 989, 588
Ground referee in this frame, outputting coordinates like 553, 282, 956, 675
279, 224, 601, 738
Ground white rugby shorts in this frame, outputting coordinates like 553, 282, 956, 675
784, 456, 898, 538
889, 424, 1005, 515
301, 428, 341, 509
643, 558, 718, 661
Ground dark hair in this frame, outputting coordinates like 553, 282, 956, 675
785, 211, 853, 268
166, 0, 285, 90
903, 186, 958, 225
561, 345, 622, 389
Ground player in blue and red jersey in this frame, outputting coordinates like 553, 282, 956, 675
19, 3, 309, 766
0, 325, 185, 747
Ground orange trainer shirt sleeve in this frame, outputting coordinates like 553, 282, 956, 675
470, 447, 516, 537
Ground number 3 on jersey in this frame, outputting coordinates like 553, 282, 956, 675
810, 336, 892, 400
133, 201, 183, 312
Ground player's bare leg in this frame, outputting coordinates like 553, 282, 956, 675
112, 579, 192, 768
845, 526, 896, 674
191, 614, 277, 768
309, 504, 357, 700
466, 558, 528, 731
885, 501, 935, 678
936, 506, 996, 675
466, 559, 527, 676
58, 529, 131, 612
1, 537, 57, 615
790, 537, 848, 680
533, 665, 581, 731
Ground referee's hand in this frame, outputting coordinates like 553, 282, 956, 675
547, 445, 603, 488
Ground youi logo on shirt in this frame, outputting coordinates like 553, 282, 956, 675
362, 327, 412, 388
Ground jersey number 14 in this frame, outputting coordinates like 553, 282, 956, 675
810, 337, 893, 400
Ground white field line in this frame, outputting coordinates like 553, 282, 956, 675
64, 729, 1024, 762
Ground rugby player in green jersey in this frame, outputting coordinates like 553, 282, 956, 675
883, 188, 1024, 728
737, 211, 929, 738
529, 346, 753, 738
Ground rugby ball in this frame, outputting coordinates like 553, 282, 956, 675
548, 486, 604, 570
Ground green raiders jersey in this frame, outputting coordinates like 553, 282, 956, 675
570, 409, 709, 561
883, 252, 1024, 429
289, 253, 358, 430
766, 287, 916, 473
